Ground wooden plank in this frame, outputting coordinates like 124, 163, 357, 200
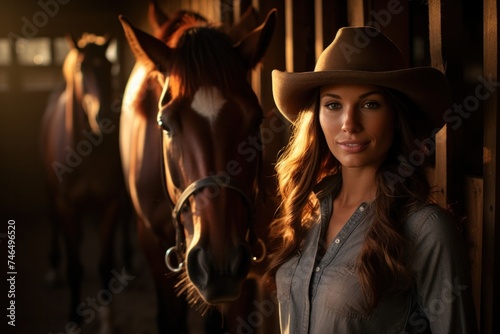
285, 0, 293, 72
347, 0, 365, 26
482, 1, 499, 333
427, 0, 449, 210
428, 0, 445, 72
250, 0, 260, 103
433, 126, 447, 207
439, 0, 466, 215
464, 176, 483, 325
314, 0, 323, 61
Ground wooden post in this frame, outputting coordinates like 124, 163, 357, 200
285, 0, 294, 72
250, 0, 261, 103
482, 1, 499, 333
348, 0, 365, 26
427, 0, 448, 209
464, 176, 484, 326
314, 0, 323, 61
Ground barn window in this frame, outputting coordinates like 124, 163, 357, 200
0, 39, 11, 65
0, 36, 119, 92
15, 37, 51, 66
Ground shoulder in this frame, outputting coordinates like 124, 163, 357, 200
404, 203, 461, 246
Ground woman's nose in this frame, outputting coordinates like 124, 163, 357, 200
341, 107, 362, 133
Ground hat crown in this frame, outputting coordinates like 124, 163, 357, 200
314, 27, 406, 72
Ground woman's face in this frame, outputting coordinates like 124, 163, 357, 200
319, 84, 395, 171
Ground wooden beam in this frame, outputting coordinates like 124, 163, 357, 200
482, 1, 499, 333
433, 126, 447, 207
285, 0, 293, 72
427, 0, 447, 208
464, 176, 483, 325
348, 0, 365, 26
250, 0, 260, 103
314, 0, 323, 61
428, 0, 445, 72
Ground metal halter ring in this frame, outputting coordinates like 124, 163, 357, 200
252, 238, 267, 263
165, 246, 184, 272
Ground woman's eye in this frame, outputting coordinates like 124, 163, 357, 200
362, 101, 380, 109
324, 102, 342, 110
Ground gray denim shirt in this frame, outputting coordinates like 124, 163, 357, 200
276, 180, 478, 334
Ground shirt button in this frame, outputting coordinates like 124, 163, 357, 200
315, 266, 320, 272
359, 206, 365, 211
334, 238, 341, 244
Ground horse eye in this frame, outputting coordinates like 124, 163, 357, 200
181, 201, 191, 212
157, 113, 173, 135
163, 126, 172, 135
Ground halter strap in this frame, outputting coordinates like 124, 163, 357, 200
172, 175, 254, 224
159, 130, 259, 272
172, 174, 256, 249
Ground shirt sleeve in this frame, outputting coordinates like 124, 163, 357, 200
408, 205, 478, 334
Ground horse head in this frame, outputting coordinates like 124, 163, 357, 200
120, 7, 276, 307
64, 33, 113, 134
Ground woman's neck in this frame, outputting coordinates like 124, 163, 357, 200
336, 167, 377, 206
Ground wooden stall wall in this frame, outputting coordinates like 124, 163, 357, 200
482, 1, 499, 333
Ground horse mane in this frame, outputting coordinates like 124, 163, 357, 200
165, 17, 249, 98
155, 10, 208, 43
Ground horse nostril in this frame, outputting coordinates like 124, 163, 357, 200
186, 247, 210, 289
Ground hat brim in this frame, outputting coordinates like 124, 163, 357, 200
272, 67, 452, 133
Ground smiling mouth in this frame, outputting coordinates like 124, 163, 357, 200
337, 141, 369, 153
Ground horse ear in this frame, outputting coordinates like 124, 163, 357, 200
228, 6, 259, 44
148, 0, 169, 32
119, 15, 171, 72
101, 33, 112, 51
66, 34, 80, 51
234, 8, 277, 69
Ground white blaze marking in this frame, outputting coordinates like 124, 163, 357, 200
190, 86, 226, 123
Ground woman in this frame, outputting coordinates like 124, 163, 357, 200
267, 26, 477, 333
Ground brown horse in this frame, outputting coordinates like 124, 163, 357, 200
40, 34, 131, 331
119, 3, 279, 333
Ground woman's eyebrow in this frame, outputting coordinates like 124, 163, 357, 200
320, 93, 341, 99
359, 91, 385, 99
320, 91, 384, 99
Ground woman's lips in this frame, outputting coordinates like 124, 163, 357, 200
337, 141, 369, 153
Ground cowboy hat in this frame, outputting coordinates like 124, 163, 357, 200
272, 26, 452, 134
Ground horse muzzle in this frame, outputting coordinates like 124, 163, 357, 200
186, 243, 252, 304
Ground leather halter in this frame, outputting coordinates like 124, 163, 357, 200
159, 129, 262, 272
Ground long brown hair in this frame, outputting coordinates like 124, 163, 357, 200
266, 87, 434, 311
